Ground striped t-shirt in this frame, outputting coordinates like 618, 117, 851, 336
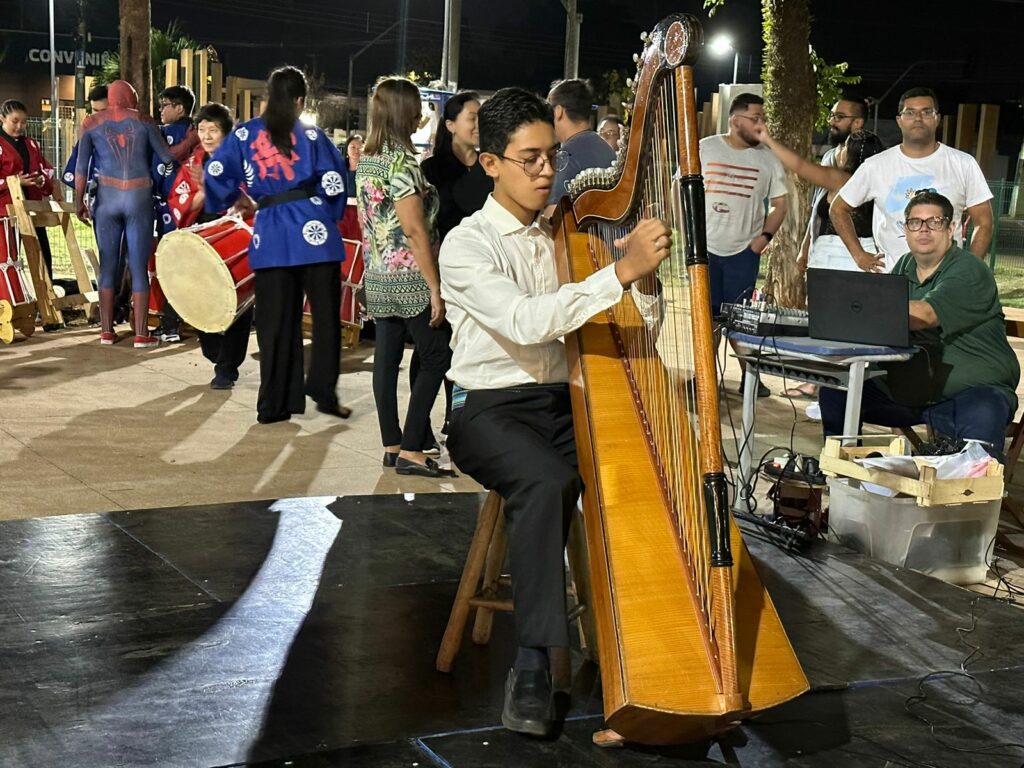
698, 134, 787, 257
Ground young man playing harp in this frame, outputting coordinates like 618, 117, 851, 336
439, 87, 670, 737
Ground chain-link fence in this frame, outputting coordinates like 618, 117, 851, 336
980, 179, 1024, 309
16, 118, 98, 279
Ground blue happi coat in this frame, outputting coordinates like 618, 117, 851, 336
204, 118, 347, 270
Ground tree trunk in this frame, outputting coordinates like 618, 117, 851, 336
759, 0, 815, 308
118, 0, 152, 114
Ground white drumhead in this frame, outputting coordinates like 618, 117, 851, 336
155, 230, 239, 332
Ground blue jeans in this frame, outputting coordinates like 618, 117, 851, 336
708, 246, 760, 316
819, 380, 1013, 456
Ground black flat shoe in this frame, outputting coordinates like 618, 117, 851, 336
395, 456, 442, 477
501, 668, 555, 737
257, 413, 291, 425
382, 451, 399, 468
316, 401, 352, 419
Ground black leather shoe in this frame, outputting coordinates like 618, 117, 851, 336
395, 456, 442, 477
316, 401, 352, 419
210, 374, 234, 390
382, 451, 399, 468
502, 668, 555, 737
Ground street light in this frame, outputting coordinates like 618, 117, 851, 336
709, 33, 739, 84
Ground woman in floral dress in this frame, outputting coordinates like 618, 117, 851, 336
357, 77, 451, 477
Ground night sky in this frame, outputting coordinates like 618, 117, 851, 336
9, 0, 1024, 148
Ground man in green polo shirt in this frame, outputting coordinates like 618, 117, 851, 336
820, 190, 1019, 456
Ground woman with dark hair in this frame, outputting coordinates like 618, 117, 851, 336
0, 99, 56, 276
419, 92, 492, 445
356, 76, 450, 477
343, 134, 363, 196
421, 92, 491, 242
166, 102, 255, 390
204, 65, 351, 424
753, 123, 884, 272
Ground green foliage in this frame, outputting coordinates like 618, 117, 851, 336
703, 0, 727, 15
593, 69, 633, 120
94, 21, 199, 94
810, 47, 860, 132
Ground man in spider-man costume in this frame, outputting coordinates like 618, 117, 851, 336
75, 80, 173, 347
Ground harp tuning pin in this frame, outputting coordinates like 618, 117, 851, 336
625, 77, 633, 88
632, 53, 640, 63
640, 31, 648, 42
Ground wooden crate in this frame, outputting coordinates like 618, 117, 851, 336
820, 435, 1003, 507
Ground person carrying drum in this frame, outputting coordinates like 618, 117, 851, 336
204, 66, 350, 424
166, 102, 254, 390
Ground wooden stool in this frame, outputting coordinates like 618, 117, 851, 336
436, 490, 596, 673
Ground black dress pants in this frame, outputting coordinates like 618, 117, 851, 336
252, 261, 341, 422
372, 306, 452, 450
200, 305, 254, 381
446, 384, 580, 649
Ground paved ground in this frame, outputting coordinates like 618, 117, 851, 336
1, 322, 1021, 599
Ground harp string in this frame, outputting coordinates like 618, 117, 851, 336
581, 70, 717, 638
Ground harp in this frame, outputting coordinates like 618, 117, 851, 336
553, 14, 808, 744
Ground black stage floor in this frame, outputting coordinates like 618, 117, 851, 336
2, 493, 1024, 767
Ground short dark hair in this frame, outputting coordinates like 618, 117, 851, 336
87, 84, 108, 102
836, 94, 867, 119
548, 78, 595, 123
729, 93, 764, 115
479, 87, 554, 156
159, 85, 196, 116
898, 87, 939, 114
904, 189, 954, 222
195, 102, 233, 136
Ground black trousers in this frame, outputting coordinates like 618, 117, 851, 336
200, 305, 254, 381
446, 384, 580, 649
252, 261, 341, 422
373, 307, 452, 450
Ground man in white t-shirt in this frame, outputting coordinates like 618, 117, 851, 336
699, 93, 788, 397
831, 87, 993, 273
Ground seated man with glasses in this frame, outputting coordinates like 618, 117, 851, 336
439, 87, 671, 737
820, 190, 1019, 457
831, 86, 993, 273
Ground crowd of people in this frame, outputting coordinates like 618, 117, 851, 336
1, 65, 1020, 737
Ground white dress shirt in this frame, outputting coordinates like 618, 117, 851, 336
439, 194, 624, 390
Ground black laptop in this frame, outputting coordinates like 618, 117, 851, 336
807, 268, 911, 347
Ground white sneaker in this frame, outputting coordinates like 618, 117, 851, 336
159, 331, 182, 343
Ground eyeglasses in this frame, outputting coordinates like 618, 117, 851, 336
828, 111, 855, 121
898, 107, 938, 119
735, 113, 765, 125
158, 102, 176, 110
499, 149, 565, 179
905, 216, 950, 231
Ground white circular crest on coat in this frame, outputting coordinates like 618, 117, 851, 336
321, 171, 344, 196
208, 161, 224, 177
310, 196, 323, 206
305, 128, 318, 141
235, 127, 249, 141
252, 233, 261, 248
302, 220, 328, 246
166, 135, 174, 145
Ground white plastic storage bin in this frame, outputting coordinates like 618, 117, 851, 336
827, 477, 999, 585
